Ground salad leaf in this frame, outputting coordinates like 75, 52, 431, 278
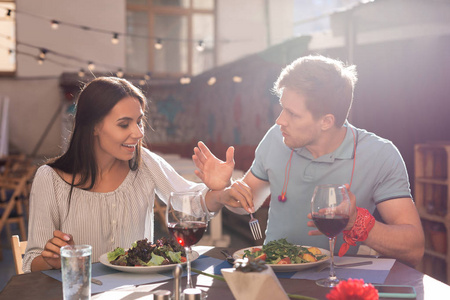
167, 251, 183, 263
146, 253, 166, 266
107, 247, 125, 262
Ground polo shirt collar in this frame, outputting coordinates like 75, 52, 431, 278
293, 122, 356, 162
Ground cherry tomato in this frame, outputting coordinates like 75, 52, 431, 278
277, 257, 291, 264
252, 247, 262, 253
255, 253, 267, 261
180, 257, 187, 263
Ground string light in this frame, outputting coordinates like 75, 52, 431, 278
50, 20, 59, 30
233, 76, 243, 83
3, 7, 240, 52
180, 76, 191, 85
154, 38, 163, 50
0, 8, 245, 86
111, 33, 119, 45
196, 40, 205, 52
39, 48, 47, 59
207, 76, 216, 86
139, 79, 146, 85
78, 68, 85, 77
88, 61, 95, 71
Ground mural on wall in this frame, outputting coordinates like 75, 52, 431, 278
143, 36, 312, 150
156, 95, 183, 136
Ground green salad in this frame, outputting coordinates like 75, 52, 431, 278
107, 237, 186, 267
242, 238, 327, 265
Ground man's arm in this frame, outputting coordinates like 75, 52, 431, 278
308, 191, 425, 267
364, 198, 424, 267
204, 171, 270, 215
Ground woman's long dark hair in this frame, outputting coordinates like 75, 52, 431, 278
49, 77, 146, 192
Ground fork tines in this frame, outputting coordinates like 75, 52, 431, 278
249, 213, 263, 240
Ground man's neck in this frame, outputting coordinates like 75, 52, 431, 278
306, 126, 348, 159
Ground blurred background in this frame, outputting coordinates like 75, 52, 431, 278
1, 0, 450, 289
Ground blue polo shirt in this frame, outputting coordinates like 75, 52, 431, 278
250, 123, 411, 254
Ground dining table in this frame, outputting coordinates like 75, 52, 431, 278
1, 246, 450, 300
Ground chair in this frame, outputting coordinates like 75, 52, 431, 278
11, 235, 27, 274
0, 158, 36, 260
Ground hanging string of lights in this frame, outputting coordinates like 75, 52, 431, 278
0, 6, 244, 86
0, 6, 213, 49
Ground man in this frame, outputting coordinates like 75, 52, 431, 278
194, 55, 424, 267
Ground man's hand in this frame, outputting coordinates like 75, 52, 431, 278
193, 141, 235, 190
41, 230, 74, 269
307, 184, 357, 235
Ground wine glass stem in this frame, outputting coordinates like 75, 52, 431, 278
328, 237, 337, 280
186, 246, 193, 289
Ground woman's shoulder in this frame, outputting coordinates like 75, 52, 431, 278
34, 165, 76, 190
141, 147, 168, 166
35, 164, 56, 177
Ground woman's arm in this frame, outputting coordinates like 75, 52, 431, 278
31, 230, 75, 271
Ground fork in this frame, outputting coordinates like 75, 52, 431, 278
249, 213, 263, 240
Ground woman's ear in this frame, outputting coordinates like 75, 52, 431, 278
321, 114, 335, 130
93, 124, 100, 136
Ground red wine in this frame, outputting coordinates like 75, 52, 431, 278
312, 214, 349, 238
168, 221, 207, 247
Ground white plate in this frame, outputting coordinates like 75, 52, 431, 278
232, 246, 330, 272
99, 250, 199, 274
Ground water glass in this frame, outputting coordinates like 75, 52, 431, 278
61, 245, 92, 300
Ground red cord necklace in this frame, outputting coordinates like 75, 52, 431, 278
278, 149, 294, 202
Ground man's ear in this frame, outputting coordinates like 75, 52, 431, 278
321, 114, 335, 131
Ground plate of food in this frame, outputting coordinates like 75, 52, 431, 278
99, 237, 199, 274
232, 238, 330, 272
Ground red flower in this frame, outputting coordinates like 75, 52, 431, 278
326, 278, 379, 300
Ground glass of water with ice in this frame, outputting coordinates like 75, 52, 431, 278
61, 245, 92, 300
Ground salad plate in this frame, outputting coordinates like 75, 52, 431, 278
99, 250, 199, 274
232, 246, 330, 272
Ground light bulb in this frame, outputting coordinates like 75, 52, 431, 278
154, 38, 163, 50
196, 40, 205, 52
207, 77, 216, 86
39, 49, 47, 59
51, 20, 59, 30
233, 76, 243, 83
111, 33, 119, 45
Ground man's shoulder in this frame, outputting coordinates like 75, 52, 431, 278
261, 124, 282, 142
356, 127, 395, 147
355, 127, 402, 158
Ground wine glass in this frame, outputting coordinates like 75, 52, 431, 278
311, 184, 350, 287
166, 191, 208, 290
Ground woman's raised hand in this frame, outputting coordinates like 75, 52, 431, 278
193, 141, 235, 190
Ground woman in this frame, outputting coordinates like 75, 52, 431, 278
23, 77, 218, 272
